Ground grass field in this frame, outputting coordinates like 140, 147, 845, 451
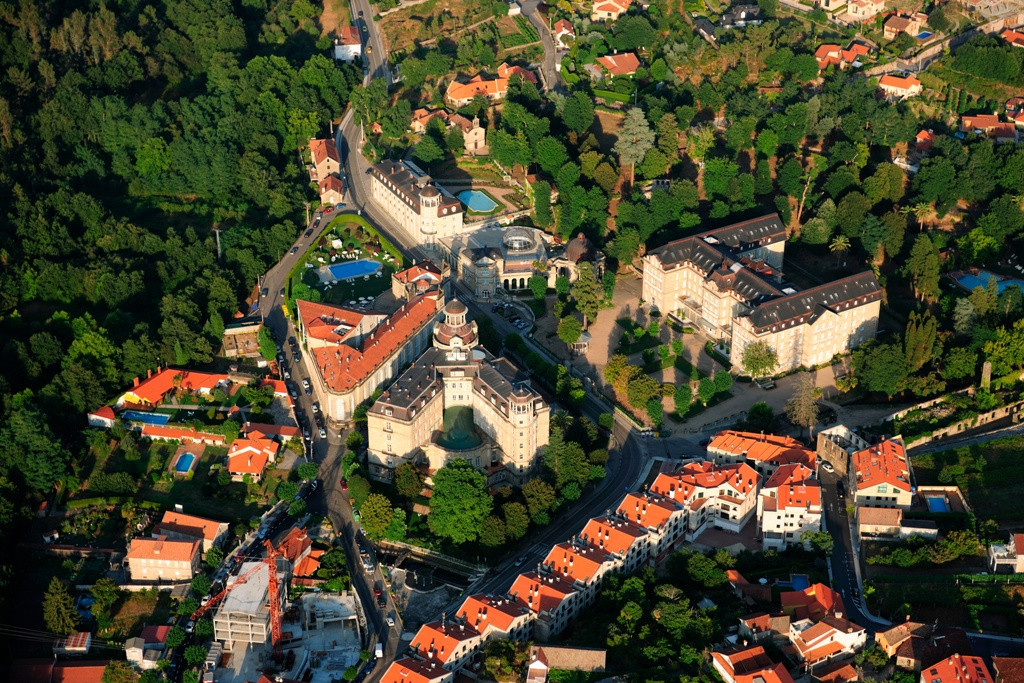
911, 435, 1024, 522
105, 590, 174, 640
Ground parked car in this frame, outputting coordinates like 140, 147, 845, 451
386, 615, 395, 627
373, 585, 382, 597
305, 229, 314, 237
319, 428, 327, 439
821, 461, 835, 473
290, 246, 299, 254
312, 403, 319, 414
260, 288, 269, 297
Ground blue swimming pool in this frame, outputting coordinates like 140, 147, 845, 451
122, 410, 171, 425
174, 452, 196, 473
917, 31, 933, 40
926, 496, 950, 513
326, 259, 383, 282
458, 190, 497, 213
952, 270, 1024, 295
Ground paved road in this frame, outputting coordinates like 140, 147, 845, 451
352, 0, 392, 86
518, 0, 562, 93
908, 421, 1024, 456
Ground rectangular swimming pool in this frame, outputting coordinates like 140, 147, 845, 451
174, 452, 196, 473
122, 410, 171, 425
926, 496, 950, 513
952, 270, 1024, 295
326, 259, 383, 282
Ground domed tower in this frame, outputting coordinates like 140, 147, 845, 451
419, 185, 440, 236
433, 298, 478, 351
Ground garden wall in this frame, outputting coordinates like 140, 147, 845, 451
906, 399, 1024, 449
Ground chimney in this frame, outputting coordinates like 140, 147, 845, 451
133, 377, 140, 388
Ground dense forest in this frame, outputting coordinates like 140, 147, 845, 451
0, 0, 360, 602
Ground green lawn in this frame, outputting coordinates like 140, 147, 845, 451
911, 435, 1024, 521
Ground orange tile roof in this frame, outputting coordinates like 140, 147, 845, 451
916, 129, 935, 151
497, 62, 538, 83
924, 655, 994, 683
728, 569, 749, 585
310, 138, 340, 166
411, 621, 481, 664
141, 425, 226, 444
652, 460, 760, 500
242, 422, 300, 439
554, 18, 574, 35
510, 571, 576, 614
962, 114, 1001, 130
851, 439, 910, 493
593, 0, 632, 13
456, 594, 530, 634
447, 74, 507, 103
762, 464, 820, 511
156, 511, 225, 542
338, 25, 361, 46
381, 658, 448, 683
780, 583, 844, 621
596, 52, 641, 76
1001, 28, 1024, 48
815, 44, 841, 58
992, 658, 1024, 683
580, 516, 647, 555
294, 548, 324, 578
227, 435, 279, 475
124, 368, 229, 405
394, 261, 442, 285
320, 175, 346, 197
90, 405, 115, 419
310, 291, 440, 393
878, 74, 921, 92
710, 431, 816, 470
126, 535, 199, 563
713, 645, 776, 678
276, 526, 312, 563
543, 542, 612, 583
296, 299, 368, 345
616, 492, 680, 530
814, 662, 859, 683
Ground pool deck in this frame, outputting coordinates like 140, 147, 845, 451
949, 269, 1024, 295
169, 443, 205, 476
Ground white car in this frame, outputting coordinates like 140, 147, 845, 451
821, 461, 835, 473
386, 615, 395, 627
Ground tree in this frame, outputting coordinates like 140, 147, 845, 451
904, 310, 939, 373
480, 516, 507, 547
204, 547, 224, 570
904, 234, 941, 301
697, 378, 716, 405
43, 577, 77, 635
562, 91, 595, 134
802, 530, 834, 554
296, 462, 319, 480
785, 374, 820, 439
191, 574, 211, 597
941, 347, 977, 381
853, 343, 909, 397
712, 370, 733, 394
165, 626, 186, 649
536, 136, 568, 175
428, 458, 493, 543
289, 499, 308, 517
614, 107, 655, 183
276, 480, 299, 502
102, 661, 137, 683
195, 619, 214, 639
184, 644, 208, 667
445, 127, 465, 156
348, 474, 371, 509
555, 275, 570, 297
570, 263, 603, 329
413, 134, 445, 167
557, 315, 582, 345
395, 462, 424, 499
741, 341, 778, 379
522, 478, 556, 521
687, 553, 728, 588
503, 502, 529, 541
673, 384, 692, 415
829, 234, 851, 264
386, 508, 407, 542
528, 274, 547, 300
91, 577, 120, 619
361, 493, 394, 541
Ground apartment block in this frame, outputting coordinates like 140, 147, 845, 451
126, 536, 201, 582
213, 560, 290, 649
579, 516, 651, 574
709, 430, 816, 477
642, 214, 880, 374
509, 572, 579, 642
849, 438, 913, 509
650, 461, 761, 540
758, 464, 822, 550
615, 492, 687, 560
922, 655, 994, 683
541, 541, 617, 608
789, 616, 867, 671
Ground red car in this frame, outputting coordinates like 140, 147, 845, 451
324, 207, 334, 213
340, 479, 348, 490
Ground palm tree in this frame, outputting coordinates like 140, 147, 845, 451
902, 202, 933, 229
829, 234, 851, 266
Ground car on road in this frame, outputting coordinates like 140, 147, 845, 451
283, 369, 290, 380
514, 556, 527, 567
312, 402, 319, 413
290, 246, 299, 254
373, 585, 382, 597
302, 377, 311, 390
260, 288, 269, 297
386, 615, 395, 627
821, 461, 835, 473
836, 480, 846, 498
279, 287, 285, 296
294, 352, 302, 363
304, 385, 312, 396
362, 24, 368, 32
288, 336, 296, 345
186, 620, 195, 633
324, 207, 334, 213
377, 594, 387, 608
305, 229, 314, 237
366, 45, 372, 54
319, 427, 327, 439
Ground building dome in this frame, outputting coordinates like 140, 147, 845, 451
566, 232, 596, 263
503, 226, 537, 252
420, 185, 440, 198
444, 299, 468, 316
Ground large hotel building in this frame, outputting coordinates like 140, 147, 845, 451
641, 213, 881, 373
370, 160, 464, 250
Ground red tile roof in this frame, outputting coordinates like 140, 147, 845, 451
9, 659, 111, 683
310, 138, 340, 166
338, 25, 361, 46
851, 439, 910, 493
394, 261, 442, 285
140, 624, 172, 644
713, 645, 794, 683
126, 535, 199, 563
580, 516, 648, 556
916, 129, 935, 151
651, 460, 760, 500
761, 464, 820, 511
710, 430, 815, 470
156, 511, 226, 542
141, 425, 226, 444
320, 175, 346, 197
543, 542, 612, 583
276, 526, 312, 563
124, 368, 229, 405
993, 657, 1024, 683
780, 583, 845, 621
411, 621, 481, 663
456, 594, 531, 634
227, 434, 279, 475
616, 492, 680, 530
496, 62, 538, 83
596, 52, 641, 76
310, 291, 440, 393
294, 548, 324, 578
1001, 28, 1024, 48
90, 405, 115, 419
924, 655, 994, 683
296, 299, 368, 344
242, 422, 301, 439
813, 661, 859, 683
510, 571, 576, 614
878, 74, 921, 93
381, 658, 449, 683
554, 18, 575, 35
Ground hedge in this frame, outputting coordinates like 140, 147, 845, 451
593, 89, 630, 103
67, 496, 132, 509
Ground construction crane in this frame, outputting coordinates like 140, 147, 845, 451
190, 540, 283, 647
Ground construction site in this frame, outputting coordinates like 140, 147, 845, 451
193, 540, 366, 683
